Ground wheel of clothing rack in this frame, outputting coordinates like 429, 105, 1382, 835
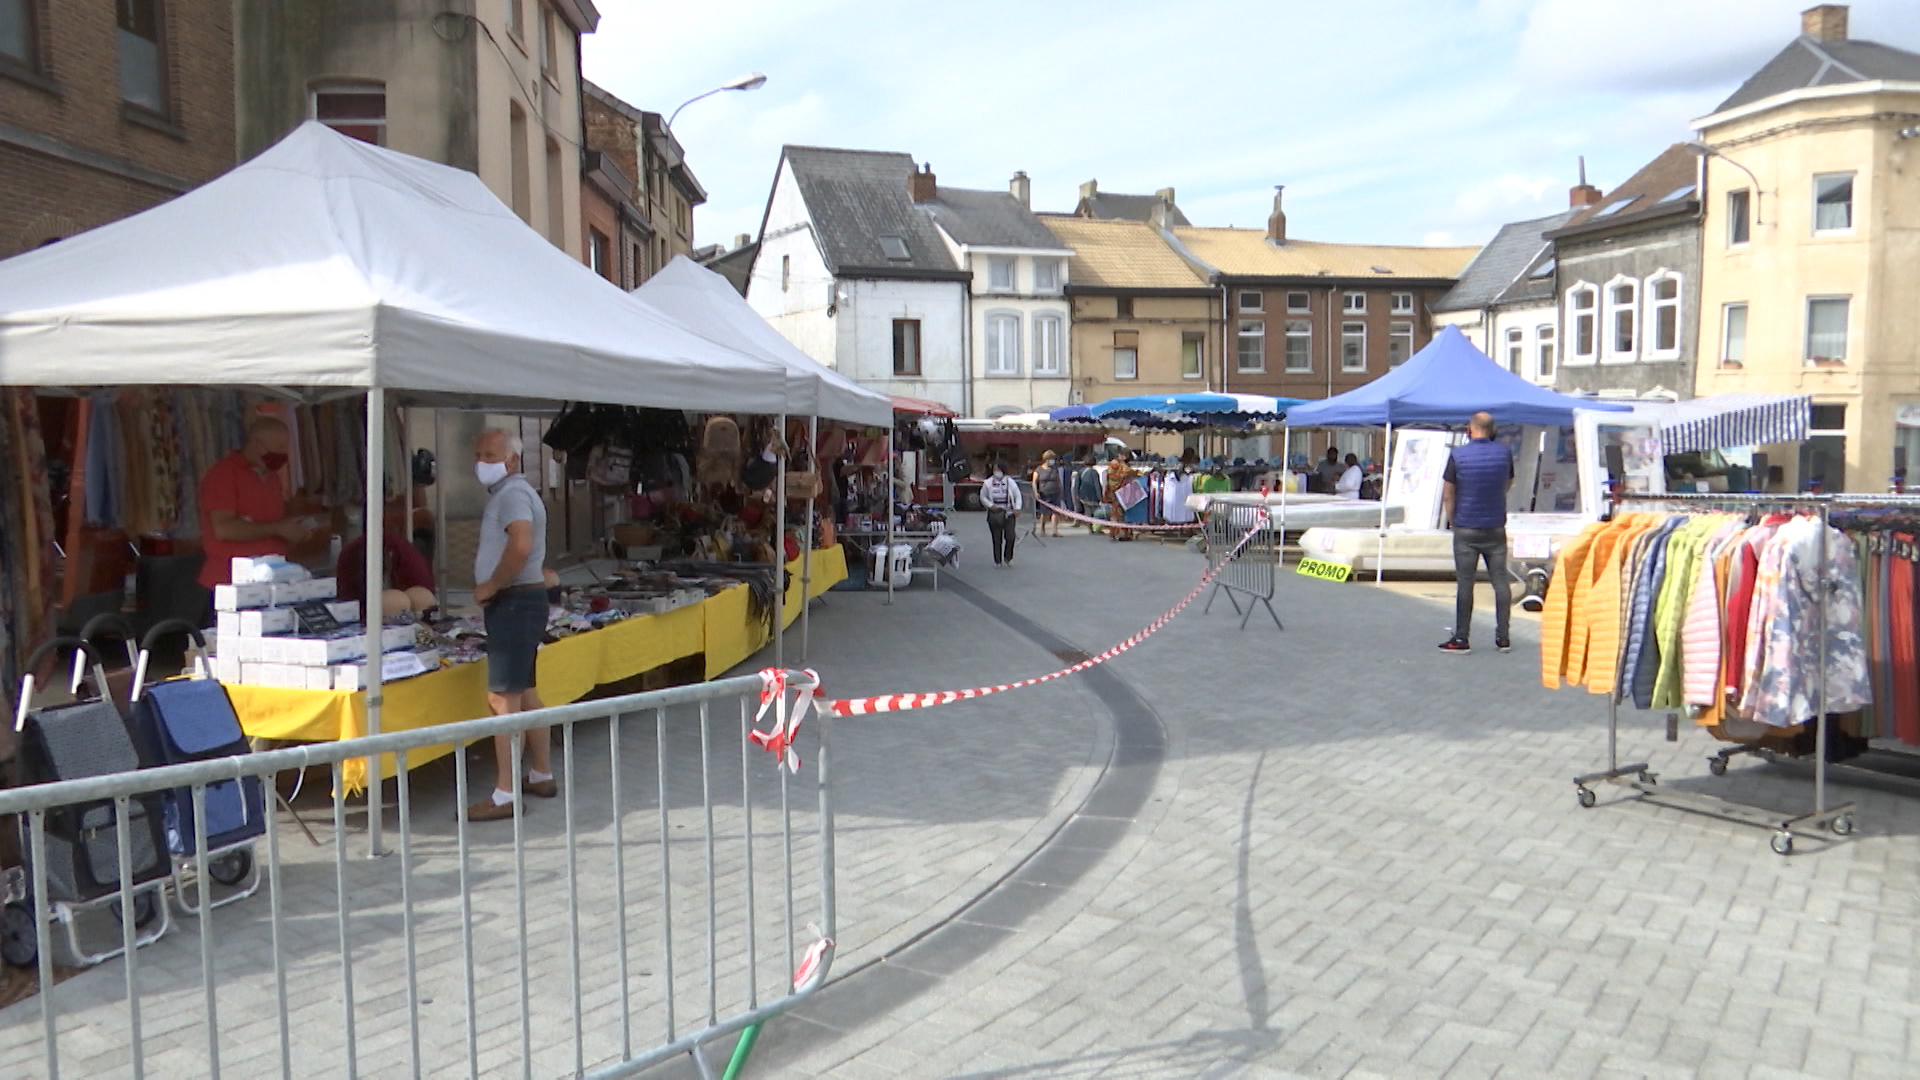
1770, 832, 1794, 856
1830, 815, 1854, 837
1576, 787, 1596, 809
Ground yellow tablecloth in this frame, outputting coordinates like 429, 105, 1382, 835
233, 548, 846, 790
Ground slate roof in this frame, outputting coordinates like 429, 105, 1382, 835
1168, 228, 1478, 282
779, 146, 964, 278
1077, 191, 1192, 227
1493, 244, 1563, 307
700, 241, 758, 297
922, 187, 1066, 250
1547, 143, 1700, 242
1431, 209, 1577, 313
1713, 34, 1920, 114
1038, 216, 1210, 290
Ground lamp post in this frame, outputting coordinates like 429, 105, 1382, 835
666, 72, 768, 130
1684, 140, 1765, 226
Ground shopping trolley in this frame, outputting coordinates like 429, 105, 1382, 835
127, 619, 265, 916
3, 637, 173, 968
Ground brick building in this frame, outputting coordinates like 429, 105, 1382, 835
582, 79, 704, 284
1, 0, 235, 258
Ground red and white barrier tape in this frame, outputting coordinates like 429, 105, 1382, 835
1035, 499, 1204, 532
747, 522, 1266, 765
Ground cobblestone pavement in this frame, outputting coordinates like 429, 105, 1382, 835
745, 517, 1920, 1079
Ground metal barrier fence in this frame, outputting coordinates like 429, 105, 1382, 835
0, 672, 835, 1079
1201, 504, 1282, 631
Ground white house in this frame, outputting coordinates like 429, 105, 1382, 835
1430, 206, 1581, 386
747, 147, 971, 413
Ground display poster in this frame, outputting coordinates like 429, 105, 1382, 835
1386, 430, 1457, 529
1573, 413, 1665, 518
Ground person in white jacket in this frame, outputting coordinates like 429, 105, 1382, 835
1335, 453, 1364, 499
980, 461, 1023, 566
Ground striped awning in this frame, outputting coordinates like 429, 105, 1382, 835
1654, 394, 1811, 453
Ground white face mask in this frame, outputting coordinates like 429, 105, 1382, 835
992, 468, 1004, 478
476, 460, 509, 487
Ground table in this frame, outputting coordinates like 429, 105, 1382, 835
229, 547, 847, 790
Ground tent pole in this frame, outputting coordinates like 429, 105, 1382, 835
886, 428, 895, 607
1376, 420, 1391, 586
774, 413, 788, 671
364, 386, 387, 858
1278, 423, 1290, 533
802, 414, 818, 663
433, 408, 447, 601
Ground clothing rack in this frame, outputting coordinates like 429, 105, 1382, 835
1572, 491, 1855, 856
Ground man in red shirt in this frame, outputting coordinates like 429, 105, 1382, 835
196, 417, 311, 589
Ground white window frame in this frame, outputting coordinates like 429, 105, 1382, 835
1180, 332, 1205, 380
1388, 322, 1413, 368
1236, 320, 1265, 373
1720, 303, 1748, 367
1285, 291, 1310, 313
1032, 313, 1064, 376
987, 257, 1016, 293
310, 83, 388, 146
1805, 295, 1850, 365
1812, 173, 1854, 235
1033, 258, 1060, 294
1644, 269, 1683, 361
1536, 324, 1556, 381
1238, 290, 1263, 313
1566, 282, 1599, 366
1284, 320, 1312, 373
1113, 346, 1138, 380
985, 311, 1022, 375
1726, 189, 1751, 247
1341, 322, 1367, 372
1343, 291, 1366, 314
1505, 327, 1525, 373
1601, 275, 1638, 364
1390, 292, 1414, 315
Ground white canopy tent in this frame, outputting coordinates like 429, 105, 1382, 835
0, 123, 830, 852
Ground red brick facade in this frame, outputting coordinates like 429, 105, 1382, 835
0, 0, 234, 258
1219, 283, 1450, 400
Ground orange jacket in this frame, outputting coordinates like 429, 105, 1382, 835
1540, 522, 1604, 689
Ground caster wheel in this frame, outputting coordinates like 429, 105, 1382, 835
1770, 832, 1794, 856
1830, 815, 1854, 837
110, 891, 159, 929
1708, 758, 1728, 777
0, 902, 37, 968
1637, 771, 1655, 785
1576, 788, 1597, 809
208, 850, 253, 887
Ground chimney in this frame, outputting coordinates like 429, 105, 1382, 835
1569, 155, 1603, 208
1802, 4, 1848, 41
1266, 185, 1287, 244
1154, 186, 1176, 205
734, 233, 751, 250
1148, 198, 1173, 231
907, 163, 937, 203
1010, 170, 1031, 209
1079, 179, 1098, 202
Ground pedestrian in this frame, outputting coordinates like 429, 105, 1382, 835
981, 458, 1022, 565
1438, 412, 1514, 655
1075, 450, 1106, 533
1031, 450, 1064, 537
1336, 453, 1363, 499
466, 428, 557, 821
1315, 446, 1344, 494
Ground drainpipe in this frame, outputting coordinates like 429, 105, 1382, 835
1219, 282, 1230, 396
961, 256, 974, 418
1325, 285, 1337, 459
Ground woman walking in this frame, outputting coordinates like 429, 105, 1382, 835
1032, 450, 1064, 537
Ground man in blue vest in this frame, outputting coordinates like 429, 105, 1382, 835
1438, 412, 1514, 654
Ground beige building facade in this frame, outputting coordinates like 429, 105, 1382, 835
1691, 5, 1920, 491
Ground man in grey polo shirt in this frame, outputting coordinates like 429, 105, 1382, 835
466, 428, 554, 822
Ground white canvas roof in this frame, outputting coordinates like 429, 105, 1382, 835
0, 122, 790, 414
632, 257, 893, 427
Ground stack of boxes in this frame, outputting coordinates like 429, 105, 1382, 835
210, 557, 427, 691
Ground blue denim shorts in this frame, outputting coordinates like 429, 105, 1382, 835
484, 586, 548, 694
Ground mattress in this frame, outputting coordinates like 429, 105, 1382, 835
1263, 501, 1404, 530
1296, 527, 1456, 574
1187, 492, 1341, 512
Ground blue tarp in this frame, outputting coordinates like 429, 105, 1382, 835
1284, 325, 1631, 428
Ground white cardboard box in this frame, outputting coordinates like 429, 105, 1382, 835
232, 556, 309, 584
213, 583, 272, 611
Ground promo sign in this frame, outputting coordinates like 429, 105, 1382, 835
1296, 557, 1352, 583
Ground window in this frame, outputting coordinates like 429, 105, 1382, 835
1113, 331, 1139, 380
1341, 322, 1367, 372
986, 313, 1021, 375
1389, 323, 1413, 367
1727, 190, 1751, 246
1813, 174, 1853, 233
892, 319, 921, 376
1034, 259, 1060, 293
1646, 272, 1681, 358
878, 235, 910, 261
117, 0, 167, 113
1181, 333, 1205, 379
1236, 320, 1265, 373
1343, 292, 1366, 313
1390, 292, 1414, 315
545, 137, 564, 246
1803, 404, 1847, 492
1603, 278, 1637, 362
1531, 257, 1556, 280
1536, 325, 1556, 379
1238, 290, 1263, 313
1567, 283, 1598, 364
538, 4, 559, 81
510, 0, 525, 39
1505, 327, 1524, 373
780, 255, 790, 292
2, 0, 37, 68
509, 103, 532, 224
1721, 303, 1748, 366
1284, 321, 1312, 372
588, 229, 610, 279
1114, 295, 1132, 318
1286, 291, 1310, 313
987, 257, 1015, 292
312, 85, 386, 145
1033, 315, 1063, 376
1806, 297, 1849, 364
1657, 185, 1696, 205
631, 243, 643, 286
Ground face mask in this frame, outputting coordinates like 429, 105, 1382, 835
476, 461, 509, 487
992, 468, 1004, 478
259, 452, 288, 472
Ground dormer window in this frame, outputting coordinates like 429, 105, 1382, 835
878, 235, 911, 261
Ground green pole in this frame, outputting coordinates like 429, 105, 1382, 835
722, 1022, 763, 1080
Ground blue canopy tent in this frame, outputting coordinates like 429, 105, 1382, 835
1281, 325, 1631, 582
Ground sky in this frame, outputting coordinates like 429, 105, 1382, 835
583, 0, 1920, 251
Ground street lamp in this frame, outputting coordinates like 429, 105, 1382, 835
666, 72, 768, 130
1684, 139, 1765, 226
